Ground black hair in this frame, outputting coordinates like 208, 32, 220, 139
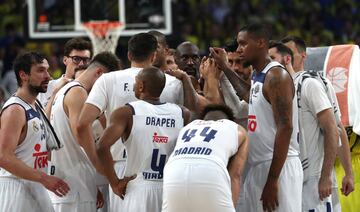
281, 36, 306, 53
224, 39, 238, 52
90, 51, 122, 72
148, 30, 167, 47
239, 23, 271, 46
64, 38, 93, 58
137, 66, 166, 97
200, 104, 235, 121
13, 52, 47, 86
128, 33, 158, 62
269, 41, 294, 65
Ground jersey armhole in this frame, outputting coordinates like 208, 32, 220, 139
125, 103, 135, 115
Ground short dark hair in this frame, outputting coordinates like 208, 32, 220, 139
13, 52, 47, 86
224, 39, 238, 52
90, 51, 121, 72
281, 36, 306, 53
137, 66, 166, 97
64, 38, 93, 58
200, 104, 235, 121
128, 33, 157, 62
239, 23, 271, 45
148, 30, 167, 47
269, 41, 294, 65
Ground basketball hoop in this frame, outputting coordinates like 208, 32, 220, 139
83, 21, 124, 55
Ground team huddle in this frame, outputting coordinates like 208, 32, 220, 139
0, 23, 354, 212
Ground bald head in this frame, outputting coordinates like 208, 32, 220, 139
135, 66, 166, 98
175, 41, 200, 79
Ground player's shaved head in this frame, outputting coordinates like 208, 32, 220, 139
137, 66, 166, 97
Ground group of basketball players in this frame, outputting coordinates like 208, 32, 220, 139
0, 23, 355, 212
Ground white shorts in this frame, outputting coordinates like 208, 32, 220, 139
162, 158, 235, 212
121, 178, 163, 212
302, 176, 333, 212
243, 157, 303, 212
0, 177, 54, 212
53, 201, 96, 212
109, 161, 126, 212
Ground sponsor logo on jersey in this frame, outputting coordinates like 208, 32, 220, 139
33, 143, 48, 169
152, 132, 168, 143
248, 115, 257, 132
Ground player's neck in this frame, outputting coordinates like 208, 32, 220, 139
131, 61, 153, 69
16, 87, 37, 106
76, 76, 92, 93
253, 57, 271, 73
141, 95, 161, 105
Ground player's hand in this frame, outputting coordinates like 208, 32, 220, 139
165, 68, 187, 81
96, 188, 104, 209
341, 174, 354, 196
41, 173, 70, 197
260, 178, 279, 212
111, 174, 137, 199
53, 76, 72, 94
209, 47, 228, 70
318, 176, 332, 201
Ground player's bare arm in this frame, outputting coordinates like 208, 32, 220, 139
337, 123, 354, 196
0, 105, 70, 197
165, 68, 199, 113
209, 47, 251, 102
65, 86, 104, 174
317, 108, 339, 200
227, 125, 249, 207
261, 67, 294, 211
202, 58, 225, 105
77, 103, 103, 172
97, 106, 135, 198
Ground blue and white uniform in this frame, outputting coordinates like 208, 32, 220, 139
121, 100, 184, 212
0, 96, 54, 212
162, 119, 239, 212
243, 61, 303, 212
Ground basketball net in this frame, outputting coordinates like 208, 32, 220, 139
83, 21, 124, 56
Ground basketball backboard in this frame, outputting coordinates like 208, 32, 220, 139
27, 0, 172, 39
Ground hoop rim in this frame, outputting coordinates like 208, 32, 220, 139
82, 21, 124, 37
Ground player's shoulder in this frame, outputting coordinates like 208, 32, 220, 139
165, 73, 182, 85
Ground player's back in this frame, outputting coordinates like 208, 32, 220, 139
123, 100, 184, 182
168, 119, 239, 170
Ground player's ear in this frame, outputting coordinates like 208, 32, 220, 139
19, 70, 29, 83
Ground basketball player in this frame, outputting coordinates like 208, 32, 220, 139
282, 36, 353, 211
38, 38, 93, 107
268, 41, 295, 76
166, 49, 178, 71
210, 23, 303, 211
162, 104, 248, 212
98, 66, 190, 211
0, 52, 70, 212
49, 52, 120, 212
76, 33, 185, 212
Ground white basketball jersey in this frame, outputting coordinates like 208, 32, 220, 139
168, 119, 239, 171
247, 61, 300, 164
50, 81, 97, 202
0, 96, 48, 177
86, 67, 184, 161
123, 100, 184, 181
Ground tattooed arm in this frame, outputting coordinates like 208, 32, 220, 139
209, 47, 251, 102
260, 67, 295, 211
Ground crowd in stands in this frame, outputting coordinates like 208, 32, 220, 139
0, 0, 359, 99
